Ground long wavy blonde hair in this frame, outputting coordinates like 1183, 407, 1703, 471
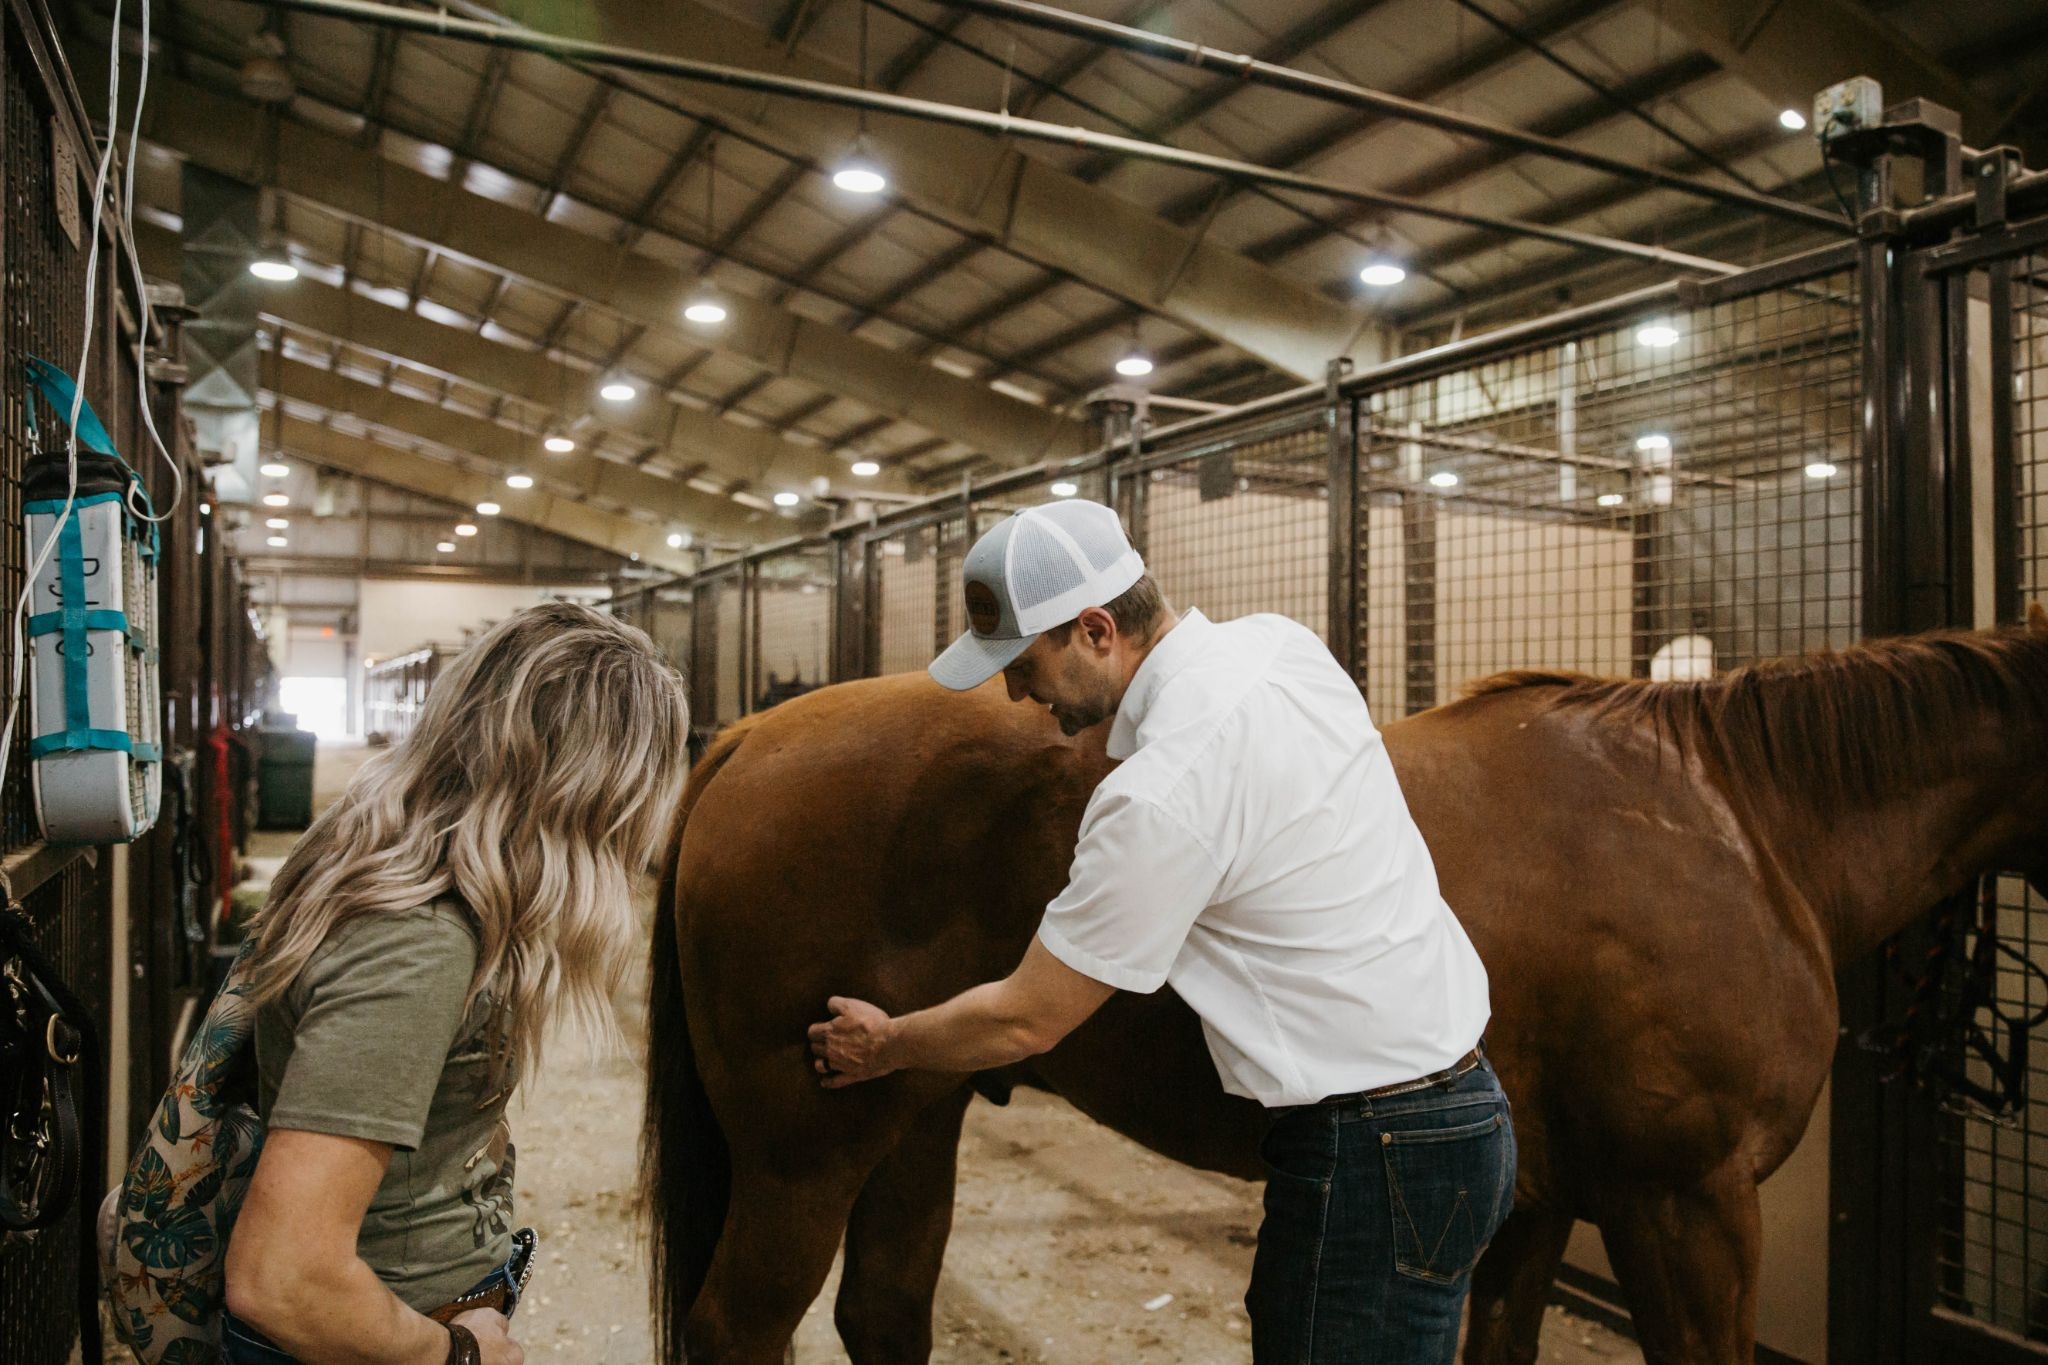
246, 601, 691, 1076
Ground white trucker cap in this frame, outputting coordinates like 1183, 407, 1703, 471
928, 499, 1145, 691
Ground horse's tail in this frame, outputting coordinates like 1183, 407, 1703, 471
641, 721, 753, 1365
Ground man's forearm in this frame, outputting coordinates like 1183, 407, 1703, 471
881, 979, 1053, 1074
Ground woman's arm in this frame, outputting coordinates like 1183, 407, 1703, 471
225, 1128, 521, 1365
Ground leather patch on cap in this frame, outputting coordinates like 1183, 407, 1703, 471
965, 580, 1001, 635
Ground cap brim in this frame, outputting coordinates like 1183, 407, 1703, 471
928, 629, 1037, 691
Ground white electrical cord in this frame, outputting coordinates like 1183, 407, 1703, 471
0, 0, 139, 803
117, 0, 184, 527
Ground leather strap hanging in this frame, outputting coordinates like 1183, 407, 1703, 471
0, 903, 105, 1365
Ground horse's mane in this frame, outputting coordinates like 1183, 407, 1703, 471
1463, 625, 2048, 806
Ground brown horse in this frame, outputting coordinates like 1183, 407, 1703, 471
642, 613, 2048, 1365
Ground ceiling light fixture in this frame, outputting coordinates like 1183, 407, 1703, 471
476, 501, 501, 516
248, 245, 298, 283
1636, 322, 1681, 348
1428, 471, 1460, 489
1114, 352, 1154, 378
261, 493, 289, 508
850, 460, 880, 477
455, 522, 478, 537
260, 461, 290, 478
667, 532, 685, 549
543, 432, 575, 454
505, 473, 534, 490
265, 535, 288, 548
833, 8, 888, 195
238, 28, 295, 104
1805, 461, 1839, 480
1050, 481, 1079, 498
832, 157, 888, 195
600, 376, 638, 403
1635, 433, 1672, 453
265, 517, 289, 530
437, 541, 456, 553
1779, 108, 1809, 131
1597, 492, 1625, 508
684, 295, 728, 325
1359, 260, 1407, 288
773, 491, 801, 508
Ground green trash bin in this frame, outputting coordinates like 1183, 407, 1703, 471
257, 724, 318, 829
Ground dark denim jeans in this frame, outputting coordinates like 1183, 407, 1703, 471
1246, 1057, 1516, 1365
220, 1230, 533, 1365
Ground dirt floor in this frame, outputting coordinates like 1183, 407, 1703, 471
222, 741, 1645, 1365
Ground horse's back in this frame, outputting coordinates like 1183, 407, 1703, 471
1385, 687, 1838, 1192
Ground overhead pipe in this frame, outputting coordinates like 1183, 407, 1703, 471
937, 0, 1848, 233
252, 0, 1741, 275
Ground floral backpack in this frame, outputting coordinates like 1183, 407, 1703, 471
101, 941, 267, 1364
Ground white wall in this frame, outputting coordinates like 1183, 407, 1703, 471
357, 580, 597, 662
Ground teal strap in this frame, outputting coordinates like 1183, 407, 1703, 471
22, 357, 119, 460
27, 608, 129, 638
52, 513, 95, 755
23, 491, 125, 517
29, 729, 153, 760
23, 357, 162, 560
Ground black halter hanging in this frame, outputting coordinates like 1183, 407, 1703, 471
0, 902, 104, 1364
1858, 879, 2048, 1122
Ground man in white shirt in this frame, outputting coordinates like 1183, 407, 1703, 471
810, 499, 1512, 1363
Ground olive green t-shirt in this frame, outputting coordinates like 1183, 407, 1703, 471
254, 901, 516, 1311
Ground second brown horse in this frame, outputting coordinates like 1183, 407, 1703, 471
643, 614, 2048, 1364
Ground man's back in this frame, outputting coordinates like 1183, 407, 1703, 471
1040, 610, 1492, 1106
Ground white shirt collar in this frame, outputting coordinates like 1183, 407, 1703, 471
1105, 609, 1212, 761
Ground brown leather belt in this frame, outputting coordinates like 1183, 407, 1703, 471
1316, 1048, 1484, 1108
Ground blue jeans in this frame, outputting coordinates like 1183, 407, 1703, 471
1246, 1057, 1516, 1365
220, 1230, 534, 1364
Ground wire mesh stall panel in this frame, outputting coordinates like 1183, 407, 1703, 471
1929, 239, 2048, 1347
748, 546, 832, 711
1130, 412, 1331, 641
862, 511, 970, 677
646, 584, 694, 680
689, 570, 742, 730
1352, 267, 1862, 716
1, 13, 122, 1360
971, 465, 1113, 543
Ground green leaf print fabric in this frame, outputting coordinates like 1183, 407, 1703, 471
104, 941, 265, 1365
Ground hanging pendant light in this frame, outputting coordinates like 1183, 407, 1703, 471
832, 6, 888, 195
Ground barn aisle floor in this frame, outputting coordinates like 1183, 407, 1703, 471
510, 1049, 1643, 1365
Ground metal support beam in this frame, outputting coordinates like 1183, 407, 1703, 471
939, 0, 1843, 230
261, 0, 1735, 284
273, 412, 698, 568
272, 357, 785, 544
132, 220, 913, 497
262, 0, 1409, 376
105, 61, 1093, 468
1653, 0, 1998, 147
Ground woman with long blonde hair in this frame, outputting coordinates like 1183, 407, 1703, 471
220, 602, 690, 1365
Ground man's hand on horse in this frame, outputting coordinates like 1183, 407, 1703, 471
809, 996, 899, 1088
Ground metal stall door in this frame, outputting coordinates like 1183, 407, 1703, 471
1340, 251, 1862, 1364
1868, 209, 2048, 1365
1348, 257, 1862, 734
747, 545, 833, 711
648, 583, 694, 681
1126, 409, 1332, 646
688, 569, 742, 745
859, 510, 969, 678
